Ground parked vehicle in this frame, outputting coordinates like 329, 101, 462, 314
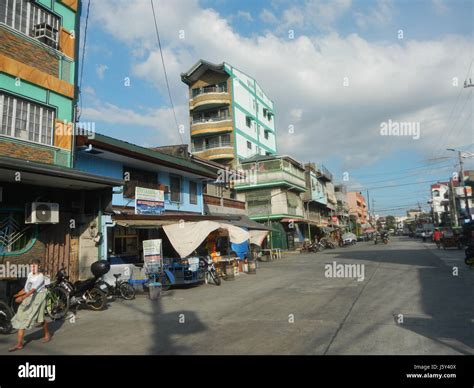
342, 233, 357, 245
465, 243, 474, 267
300, 241, 319, 253
0, 300, 13, 334
52, 261, 110, 318
199, 256, 221, 285
145, 260, 176, 292
320, 238, 335, 249
96, 273, 135, 300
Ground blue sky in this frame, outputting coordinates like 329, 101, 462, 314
79, 0, 474, 216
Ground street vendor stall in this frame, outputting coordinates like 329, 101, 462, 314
163, 220, 250, 280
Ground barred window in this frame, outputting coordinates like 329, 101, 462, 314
0, 0, 60, 47
0, 93, 55, 146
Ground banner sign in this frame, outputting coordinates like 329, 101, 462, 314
142, 239, 162, 262
135, 187, 165, 215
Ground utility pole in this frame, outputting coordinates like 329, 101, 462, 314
458, 150, 471, 221
366, 190, 370, 225
447, 148, 472, 224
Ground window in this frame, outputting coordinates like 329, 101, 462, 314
247, 141, 252, 150
170, 175, 181, 203
189, 181, 198, 205
122, 167, 158, 198
246, 116, 252, 128
0, 93, 54, 145
0, 0, 60, 48
264, 130, 269, 140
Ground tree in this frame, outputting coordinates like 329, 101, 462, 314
386, 215, 396, 230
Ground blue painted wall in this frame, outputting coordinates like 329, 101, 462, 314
76, 152, 204, 213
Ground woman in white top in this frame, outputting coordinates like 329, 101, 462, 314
9, 258, 50, 352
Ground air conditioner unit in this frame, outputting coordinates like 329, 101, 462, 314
34, 23, 58, 48
25, 202, 59, 224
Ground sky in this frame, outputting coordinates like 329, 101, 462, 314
78, 0, 474, 216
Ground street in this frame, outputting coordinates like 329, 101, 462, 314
1, 237, 473, 355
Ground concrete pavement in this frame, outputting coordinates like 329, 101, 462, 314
1, 236, 473, 355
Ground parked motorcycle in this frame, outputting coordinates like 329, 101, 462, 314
54, 261, 110, 316
320, 238, 335, 249
199, 256, 221, 286
465, 243, 474, 267
300, 241, 319, 253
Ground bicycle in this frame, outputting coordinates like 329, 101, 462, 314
97, 274, 135, 300
0, 300, 13, 334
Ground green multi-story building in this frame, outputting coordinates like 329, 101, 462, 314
181, 59, 277, 168
0, 0, 80, 167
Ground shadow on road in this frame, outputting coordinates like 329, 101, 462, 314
331, 238, 474, 354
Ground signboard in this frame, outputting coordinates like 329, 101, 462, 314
135, 187, 164, 215
142, 239, 162, 261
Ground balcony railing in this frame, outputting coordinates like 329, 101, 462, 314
192, 86, 228, 98
192, 141, 232, 152
192, 115, 231, 125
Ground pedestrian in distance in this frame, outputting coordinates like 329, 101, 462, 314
9, 258, 50, 352
433, 228, 442, 249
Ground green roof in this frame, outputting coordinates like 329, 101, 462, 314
91, 133, 217, 178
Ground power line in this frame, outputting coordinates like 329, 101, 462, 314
358, 178, 448, 191
150, 0, 183, 144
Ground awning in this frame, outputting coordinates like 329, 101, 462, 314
249, 230, 269, 246
163, 221, 250, 258
214, 214, 273, 231
281, 218, 305, 223
0, 156, 123, 190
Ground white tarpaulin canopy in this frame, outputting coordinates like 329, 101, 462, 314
249, 230, 269, 246
163, 220, 250, 258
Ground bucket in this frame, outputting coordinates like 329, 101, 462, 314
247, 260, 257, 274
148, 282, 162, 300
224, 263, 235, 281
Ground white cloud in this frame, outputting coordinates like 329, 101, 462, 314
86, 0, 473, 171
95, 64, 109, 80
432, 0, 449, 15
260, 9, 279, 24
236, 10, 254, 22
355, 0, 395, 29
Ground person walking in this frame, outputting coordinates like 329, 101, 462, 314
433, 228, 442, 249
9, 258, 50, 352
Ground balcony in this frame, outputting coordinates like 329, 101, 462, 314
315, 164, 333, 181
191, 115, 233, 136
203, 194, 246, 215
190, 86, 231, 111
235, 167, 306, 191
191, 142, 234, 161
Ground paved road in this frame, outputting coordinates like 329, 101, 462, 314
1, 236, 473, 355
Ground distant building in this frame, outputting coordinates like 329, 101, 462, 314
347, 192, 368, 233
234, 154, 306, 249
430, 182, 450, 226
181, 60, 277, 168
